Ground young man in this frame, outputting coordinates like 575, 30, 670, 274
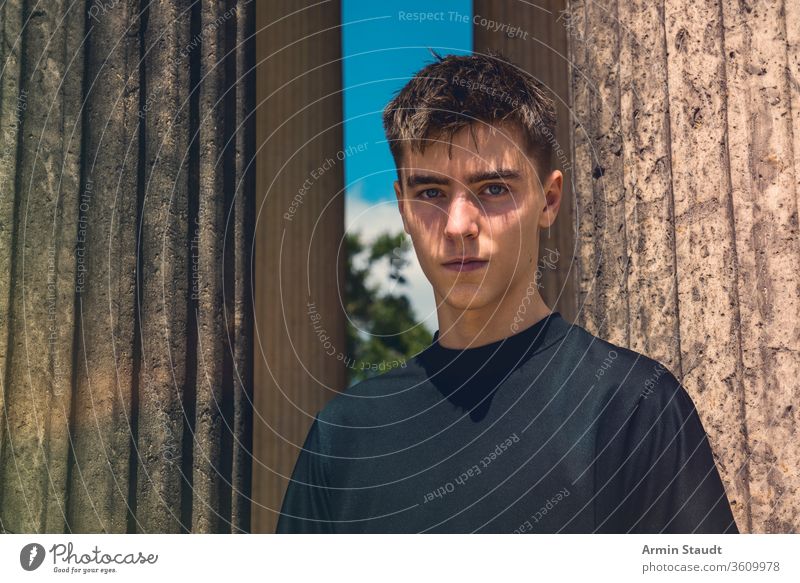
275, 52, 738, 533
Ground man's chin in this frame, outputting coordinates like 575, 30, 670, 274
437, 285, 493, 312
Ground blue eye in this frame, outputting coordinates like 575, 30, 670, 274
418, 188, 441, 199
483, 184, 508, 196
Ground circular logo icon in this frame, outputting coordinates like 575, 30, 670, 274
20, 543, 46, 571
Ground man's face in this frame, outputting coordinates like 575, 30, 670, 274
393, 122, 562, 313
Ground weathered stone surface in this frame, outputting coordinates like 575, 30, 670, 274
232, 0, 256, 535
0, 0, 255, 534
718, 0, 800, 533
0, 0, 84, 534
66, 0, 140, 535
568, 0, 800, 532
132, 0, 193, 535
0, 0, 24, 497
662, 0, 753, 531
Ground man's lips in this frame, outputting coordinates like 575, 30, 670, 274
441, 258, 489, 272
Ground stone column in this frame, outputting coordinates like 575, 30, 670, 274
567, 0, 800, 532
253, 0, 346, 533
0, 0, 256, 534
0, 0, 84, 534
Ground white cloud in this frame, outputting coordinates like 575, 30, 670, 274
345, 185, 437, 334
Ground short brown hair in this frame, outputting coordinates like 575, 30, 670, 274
382, 50, 557, 181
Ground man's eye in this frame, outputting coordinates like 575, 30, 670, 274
417, 188, 442, 199
482, 184, 509, 196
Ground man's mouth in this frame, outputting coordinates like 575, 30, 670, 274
441, 258, 489, 272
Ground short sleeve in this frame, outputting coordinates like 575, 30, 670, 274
275, 415, 334, 533
595, 369, 739, 533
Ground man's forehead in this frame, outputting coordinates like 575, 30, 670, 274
401, 147, 530, 186
399, 123, 533, 178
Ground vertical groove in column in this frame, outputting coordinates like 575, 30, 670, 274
616, 0, 679, 367
46, 0, 85, 535
127, 0, 150, 536
788, 0, 800, 226
217, 0, 236, 535
716, 0, 752, 535
658, 0, 683, 381
572, 0, 601, 334
565, 0, 579, 316
231, 0, 255, 535
571, 0, 625, 340
720, 0, 799, 533
181, 0, 200, 534
568, 0, 590, 324
252, 0, 271, 533
0, 0, 24, 484
663, 0, 750, 531
64, 0, 91, 535
575, 0, 601, 334
136, 0, 191, 533
0, 0, 84, 534
612, 0, 630, 349
193, 0, 227, 534
66, 0, 140, 534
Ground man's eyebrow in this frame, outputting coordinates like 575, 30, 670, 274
465, 168, 522, 183
404, 168, 522, 189
405, 173, 450, 188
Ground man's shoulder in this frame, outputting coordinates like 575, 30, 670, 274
573, 325, 685, 413
316, 357, 428, 427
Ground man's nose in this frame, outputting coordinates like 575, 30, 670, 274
444, 193, 480, 240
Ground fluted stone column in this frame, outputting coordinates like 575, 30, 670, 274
0, 0, 256, 534
0, 0, 84, 534
567, 0, 800, 533
253, 0, 346, 533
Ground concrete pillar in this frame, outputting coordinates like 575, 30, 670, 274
253, 0, 346, 533
567, 0, 800, 532
0, 0, 256, 534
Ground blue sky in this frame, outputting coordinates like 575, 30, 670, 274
342, 0, 472, 203
342, 0, 472, 331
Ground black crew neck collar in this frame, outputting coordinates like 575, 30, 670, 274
417, 311, 571, 420
420, 311, 570, 380
429, 312, 569, 357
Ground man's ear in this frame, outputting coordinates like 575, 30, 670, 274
538, 169, 563, 230
394, 179, 410, 235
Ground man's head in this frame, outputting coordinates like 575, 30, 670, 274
382, 51, 563, 320
383, 51, 558, 182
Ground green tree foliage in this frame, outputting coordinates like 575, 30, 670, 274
345, 230, 433, 386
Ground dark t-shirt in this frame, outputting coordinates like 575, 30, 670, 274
275, 312, 738, 533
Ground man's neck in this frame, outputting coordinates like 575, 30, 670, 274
433, 289, 553, 350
